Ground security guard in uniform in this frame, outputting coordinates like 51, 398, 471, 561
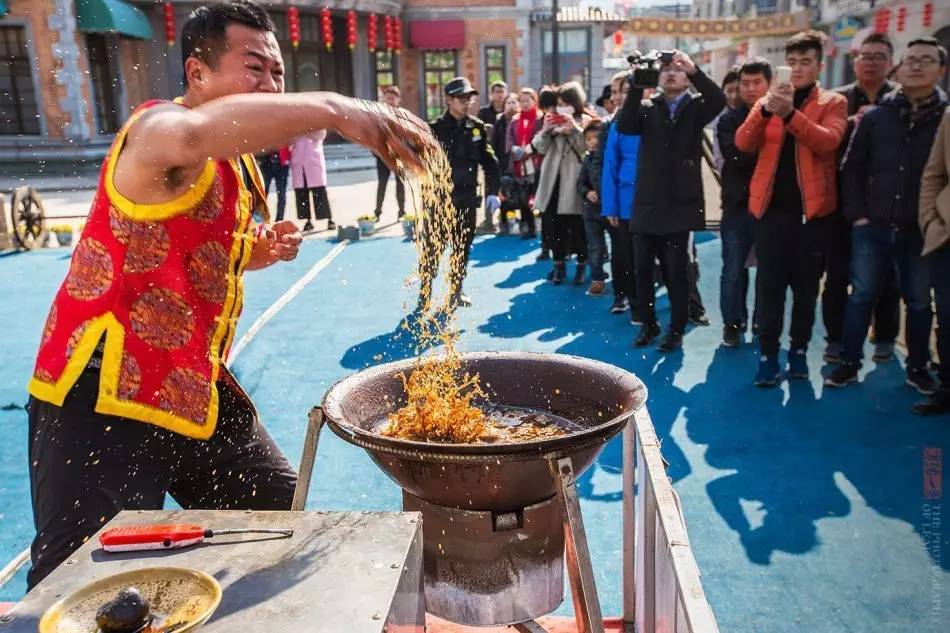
419, 76, 501, 310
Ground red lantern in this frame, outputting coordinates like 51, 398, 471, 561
163, 1, 175, 48
384, 15, 393, 52
346, 10, 357, 50
321, 7, 333, 51
367, 13, 378, 52
923, 2, 933, 28
896, 6, 906, 32
612, 30, 623, 48
873, 8, 891, 34
392, 17, 402, 53
287, 6, 300, 50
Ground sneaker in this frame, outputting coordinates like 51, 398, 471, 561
657, 331, 683, 352
722, 324, 741, 348
688, 312, 710, 326
906, 368, 939, 395
912, 389, 950, 415
823, 342, 843, 364
872, 342, 895, 364
610, 297, 629, 314
573, 264, 586, 286
787, 348, 808, 379
632, 322, 662, 348
303, 220, 314, 232
754, 355, 781, 387
327, 220, 336, 231
551, 263, 566, 285
587, 281, 606, 296
824, 363, 859, 388
630, 309, 644, 326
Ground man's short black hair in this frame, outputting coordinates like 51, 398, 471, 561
538, 86, 558, 110
907, 36, 948, 67
721, 67, 740, 88
860, 32, 894, 55
739, 57, 773, 83
785, 29, 825, 59
181, 0, 276, 87
583, 119, 603, 135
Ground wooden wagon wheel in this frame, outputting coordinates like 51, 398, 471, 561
10, 186, 46, 251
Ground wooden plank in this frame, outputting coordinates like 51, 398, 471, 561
621, 418, 636, 624
675, 595, 688, 633
653, 517, 677, 633
636, 441, 657, 633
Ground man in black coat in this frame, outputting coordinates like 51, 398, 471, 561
616, 50, 726, 351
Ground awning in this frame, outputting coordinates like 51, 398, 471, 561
76, 0, 153, 40
409, 20, 464, 50
0, 1, 8, 17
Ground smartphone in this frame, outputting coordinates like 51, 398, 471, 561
775, 65, 792, 85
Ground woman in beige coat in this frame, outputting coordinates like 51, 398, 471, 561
532, 82, 592, 284
917, 109, 950, 415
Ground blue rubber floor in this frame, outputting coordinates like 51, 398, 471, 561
1, 234, 948, 632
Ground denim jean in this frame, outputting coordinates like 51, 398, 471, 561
584, 215, 609, 281
927, 245, 950, 386
842, 222, 932, 369
720, 211, 755, 327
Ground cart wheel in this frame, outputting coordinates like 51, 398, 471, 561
10, 186, 46, 251
0, 193, 9, 251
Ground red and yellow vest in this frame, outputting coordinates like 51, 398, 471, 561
28, 99, 268, 440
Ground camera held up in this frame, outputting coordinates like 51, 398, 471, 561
626, 50, 676, 90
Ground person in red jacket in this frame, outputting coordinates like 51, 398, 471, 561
735, 30, 847, 386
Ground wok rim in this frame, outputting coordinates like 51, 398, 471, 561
321, 350, 648, 460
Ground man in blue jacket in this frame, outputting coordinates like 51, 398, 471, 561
601, 70, 641, 318
827, 38, 948, 393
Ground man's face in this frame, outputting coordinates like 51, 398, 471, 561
854, 42, 893, 86
448, 94, 473, 118
898, 44, 946, 93
383, 91, 401, 107
723, 81, 740, 109
738, 72, 769, 106
186, 24, 284, 103
660, 64, 689, 94
491, 85, 508, 107
785, 49, 822, 89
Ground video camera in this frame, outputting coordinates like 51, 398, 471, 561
626, 50, 675, 90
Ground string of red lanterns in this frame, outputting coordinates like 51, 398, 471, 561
923, 2, 933, 28
367, 13, 378, 52
287, 6, 300, 50
321, 7, 333, 51
383, 15, 393, 52
346, 10, 357, 50
163, 1, 175, 48
392, 17, 401, 54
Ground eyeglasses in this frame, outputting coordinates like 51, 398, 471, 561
902, 56, 940, 69
856, 53, 889, 63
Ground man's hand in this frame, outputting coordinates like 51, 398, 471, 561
586, 191, 599, 203
767, 84, 794, 118
246, 220, 303, 270
607, 216, 620, 228
672, 51, 697, 75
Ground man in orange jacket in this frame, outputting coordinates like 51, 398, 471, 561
735, 30, 847, 386
24, 0, 433, 589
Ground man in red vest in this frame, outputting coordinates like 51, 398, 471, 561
25, 0, 433, 588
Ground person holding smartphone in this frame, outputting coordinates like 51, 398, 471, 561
735, 30, 847, 386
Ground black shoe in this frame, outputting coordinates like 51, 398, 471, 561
722, 324, 741, 348
551, 263, 566, 285
630, 310, 644, 326
689, 312, 710, 326
824, 363, 859, 388
657, 331, 683, 352
303, 220, 314, 232
397, 210, 405, 220
906, 368, 939, 395
912, 389, 950, 415
573, 264, 586, 286
537, 249, 551, 261
823, 342, 843, 364
632, 322, 661, 348
374, 210, 382, 220
455, 293, 473, 308
609, 297, 629, 314
327, 220, 336, 230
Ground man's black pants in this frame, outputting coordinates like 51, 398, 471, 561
417, 206, 477, 307
755, 213, 829, 356
634, 231, 690, 334
27, 366, 296, 589
607, 222, 636, 303
375, 155, 406, 217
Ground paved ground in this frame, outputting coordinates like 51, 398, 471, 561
0, 174, 945, 632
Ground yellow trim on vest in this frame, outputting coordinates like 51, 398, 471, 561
104, 104, 217, 222
27, 314, 219, 440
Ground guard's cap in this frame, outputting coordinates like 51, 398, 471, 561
444, 76, 479, 97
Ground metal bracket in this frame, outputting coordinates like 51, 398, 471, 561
512, 620, 549, 633
291, 406, 325, 511
548, 455, 606, 633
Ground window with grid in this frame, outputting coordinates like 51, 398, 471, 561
423, 51, 457, 121
484, 46, 506, 88
374, 50, 398, 99
0, 26, 40, 135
